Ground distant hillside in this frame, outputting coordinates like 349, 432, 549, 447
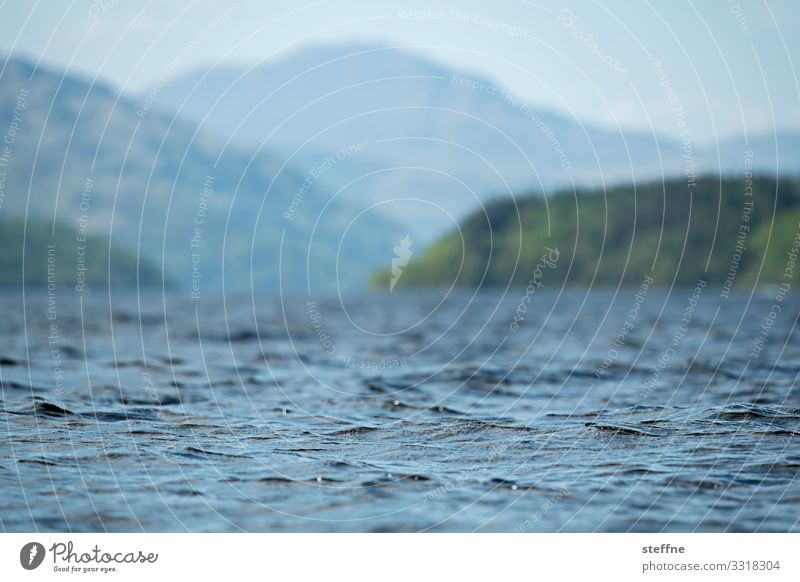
0, 217, 160, 287
375, 176, 800, 289
155, 41, 800, 239
0, 56, 400, 291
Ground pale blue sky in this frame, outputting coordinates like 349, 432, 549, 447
1, 0, 798, 141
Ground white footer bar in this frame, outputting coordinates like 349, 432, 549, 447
1, 533, 796, 581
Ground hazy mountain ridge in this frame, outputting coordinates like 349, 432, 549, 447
0, 54, 400, 291
3, 43, 797, 292
154, 41, 800, 241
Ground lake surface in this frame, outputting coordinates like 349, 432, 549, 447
2, 287, 799, 532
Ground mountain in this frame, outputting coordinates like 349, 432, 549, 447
0, 55, 400, 292
0, 216, 160, 287
154, 41, 800, 242
375, 175, 800, 289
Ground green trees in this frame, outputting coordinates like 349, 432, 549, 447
0, 217, 161, 287
378, 176, 800, 289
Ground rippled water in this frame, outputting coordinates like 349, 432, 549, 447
2, 288, 799, 532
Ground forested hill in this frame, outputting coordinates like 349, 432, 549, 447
0, 217, 161, 288
376, 176, 800, 289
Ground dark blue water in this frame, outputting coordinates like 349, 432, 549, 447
2, 288, 799, 531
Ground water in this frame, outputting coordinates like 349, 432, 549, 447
2, 287, 799, 532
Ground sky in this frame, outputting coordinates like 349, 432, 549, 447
1, 0, 798, 142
